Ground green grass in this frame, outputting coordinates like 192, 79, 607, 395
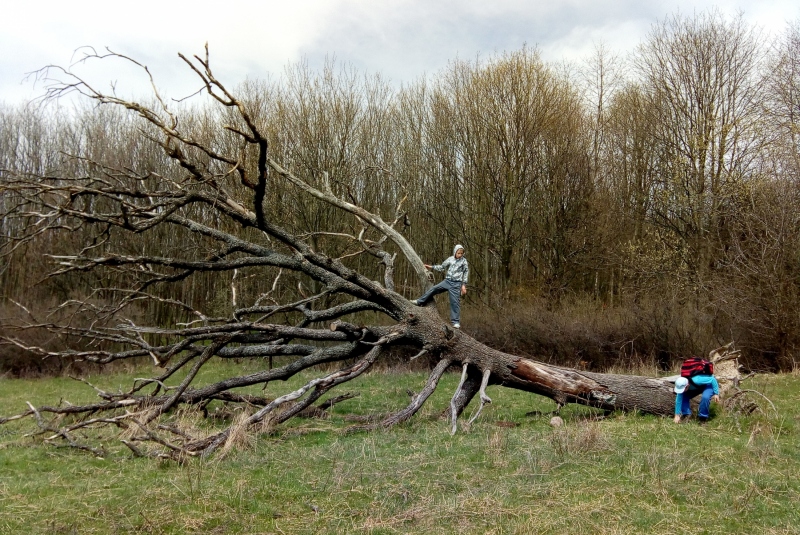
1, 362, 800, 534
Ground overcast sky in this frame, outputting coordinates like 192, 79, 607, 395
2, 0, 798, 105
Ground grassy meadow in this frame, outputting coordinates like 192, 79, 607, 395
1, 360, 799, 534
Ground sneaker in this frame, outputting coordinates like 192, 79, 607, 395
452, 323, 460, 329
409, 299, 419, 306
698, 417, 708, 426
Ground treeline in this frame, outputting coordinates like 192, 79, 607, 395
2, 11, 799, 371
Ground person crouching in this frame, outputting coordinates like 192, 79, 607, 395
673, 374, 720, 424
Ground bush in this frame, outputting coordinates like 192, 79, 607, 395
464, 294, 715, 372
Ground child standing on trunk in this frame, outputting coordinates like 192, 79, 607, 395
411, 244, 469, 328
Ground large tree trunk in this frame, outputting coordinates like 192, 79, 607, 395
401, 307, 739, 419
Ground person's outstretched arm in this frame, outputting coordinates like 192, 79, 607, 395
673, 393, 683, 423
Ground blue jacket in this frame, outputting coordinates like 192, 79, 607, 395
675, 375, 719, 414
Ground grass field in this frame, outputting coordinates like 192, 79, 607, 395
1, 361, 799, 534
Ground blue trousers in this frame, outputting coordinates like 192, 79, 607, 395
416, 279, 462, 324
679, 384, 715, 419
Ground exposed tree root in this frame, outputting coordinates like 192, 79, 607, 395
724, 389, 778, 415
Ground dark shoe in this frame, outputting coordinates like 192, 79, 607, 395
698, 417, 708, 426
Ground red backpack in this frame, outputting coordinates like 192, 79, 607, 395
680, 357, 714, 381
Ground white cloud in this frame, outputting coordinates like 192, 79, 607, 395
1, 0, 799, 104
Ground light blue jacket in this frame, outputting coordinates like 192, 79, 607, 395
675, 375, 719, 414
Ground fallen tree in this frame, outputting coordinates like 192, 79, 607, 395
0, 48, 744, 458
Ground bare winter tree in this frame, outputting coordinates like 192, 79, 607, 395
0, 48, 742, 458
632, 11, 765, 289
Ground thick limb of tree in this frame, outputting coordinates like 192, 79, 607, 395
467, 368, 493, 425
348, 357, 452, 432
0, 47, 742, 457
